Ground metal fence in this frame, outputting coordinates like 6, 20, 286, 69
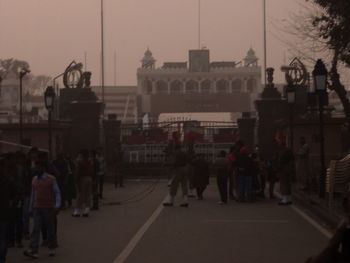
121, 120, 238, 144
121, 143, 233, 164
120, 120, 238, 164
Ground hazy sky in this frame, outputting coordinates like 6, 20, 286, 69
0, 0, 301, 86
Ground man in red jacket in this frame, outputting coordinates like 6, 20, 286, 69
23, 160, 61, 259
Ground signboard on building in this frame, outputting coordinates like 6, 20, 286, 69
145, 93, 250, 116
189, 50, 210, 72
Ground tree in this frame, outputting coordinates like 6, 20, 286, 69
311, 0, 350, 64
25, 75, 52, 95
309, 0, 350, 137
0, 58, 30, 78
0, 58, 51, 95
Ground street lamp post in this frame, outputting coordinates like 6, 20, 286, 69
286, 84, 296, 150
44, 86, 56, 160
19, 68, 30, 144
52, 73, 64, 120
312, 59, 328, 199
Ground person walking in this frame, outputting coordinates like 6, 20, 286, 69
72, 150, 93, 217
277, 142, 295, 205
236, 147, 253, 202
64, 155, 76, 208
266, 154, 279, 199
250, 153, 261, 202
23, 160, 61, 259
227, 146, 236, 200
163, 144, 190, 207
96, 148, 106, 199
7, 152, 25, 248
192, 154, 210, 200
164, 140, 176, 187
215, 151, 229, 204
186, 143, 196, 198
296, 137, 311, 191
0, 156, 16, 263
52, 153, 69, 209
22, 148, 39, 240
91, 150, 100, 210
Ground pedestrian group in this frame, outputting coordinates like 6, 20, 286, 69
0, 147, 108, 262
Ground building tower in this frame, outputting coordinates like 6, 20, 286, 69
244, 48, 258, 67
141, 48, 156, 69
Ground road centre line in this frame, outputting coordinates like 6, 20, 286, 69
204, 219, 289, 223
113, 196, 167, 263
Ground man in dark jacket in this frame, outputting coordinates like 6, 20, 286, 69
215, 151, 229, 204
7, 152, 25, 248
0, 156, 17, 263
163, 144, 190, 207
277, 143, 295, 205
192, 154, 209, 200
236, 147, 253, 202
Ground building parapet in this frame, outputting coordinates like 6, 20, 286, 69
137, 66, 261, 75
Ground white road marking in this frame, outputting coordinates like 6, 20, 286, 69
275, 192, 333, 239
291, 205, 332, 239
113, 196, 167, 263
205, 219, 289, 224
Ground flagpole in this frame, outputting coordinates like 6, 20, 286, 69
263, 0, 267, 87
198, 0, 201, 49
101, 0, 105, 104
114, 50, 117, 86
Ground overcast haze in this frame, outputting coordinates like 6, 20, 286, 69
0, 0, 300, 86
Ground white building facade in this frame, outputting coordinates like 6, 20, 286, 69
136, 48, 262, 121
91, 85, 137, 123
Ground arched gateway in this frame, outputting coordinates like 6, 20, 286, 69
136, 48, 262, 121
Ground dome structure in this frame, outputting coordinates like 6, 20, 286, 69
141, 48, 156, 69
244, 48, 258, 67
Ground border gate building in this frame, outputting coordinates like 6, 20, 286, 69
136, 48, 262, 121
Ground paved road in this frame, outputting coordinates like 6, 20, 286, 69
8, 179, 330, 263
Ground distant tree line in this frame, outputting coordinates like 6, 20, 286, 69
0, 58, 51, 95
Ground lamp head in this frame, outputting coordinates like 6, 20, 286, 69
312, 59, 327, 92
286, 84, 296, 104
19, 68, 30, 78
44, 86, 56, 111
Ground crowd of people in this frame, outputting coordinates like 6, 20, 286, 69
1, 136, 349, 263
0, 147, 107, 262
163, 138, 350, 262
163, 139, 296, 207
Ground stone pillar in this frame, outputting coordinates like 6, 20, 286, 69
151, 81, 156, 94
103, 114, 121, 173
229, 80, 233, 93
255, 68, 288, 159
60, 87, 103, 157
66, 100, 103, 157
167, 80, 170, 94
195, 80, 200, 93
243, 79, 248, 92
